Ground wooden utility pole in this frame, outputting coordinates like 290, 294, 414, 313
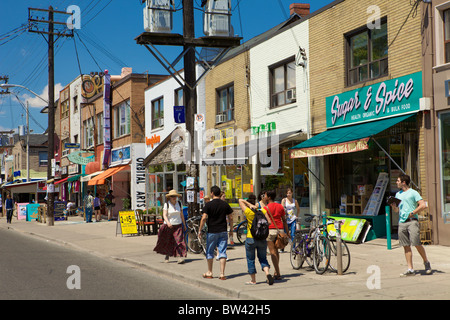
136, 1, 240, 218
28, 6, 73, 226
183, 0, 199, 217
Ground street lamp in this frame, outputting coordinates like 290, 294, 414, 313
0, 83, 49, 104
0, 83, 55, 226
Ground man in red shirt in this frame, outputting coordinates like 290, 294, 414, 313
261, 190, 289, 281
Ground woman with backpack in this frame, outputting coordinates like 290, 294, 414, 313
238, 195, 274, 286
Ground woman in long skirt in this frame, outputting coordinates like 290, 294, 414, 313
154, 190, 187, 264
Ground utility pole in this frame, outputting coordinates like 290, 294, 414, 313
136, 0, 241, 218
28, 6, 73, 226
183, 0, 199, 217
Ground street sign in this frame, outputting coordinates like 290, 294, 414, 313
174, 106, 185, 123
64, 143, 80, 149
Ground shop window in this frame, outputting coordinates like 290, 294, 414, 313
152, 96, 164, 130
269, 57, 296, 108
114, 100, 131, 137
216, 84, 234, 123
346, 19, 388, 86
440, 112, 450, 220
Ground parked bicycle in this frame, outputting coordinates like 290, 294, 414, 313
290, 214, 314, 270
325, 216, 351, 273
185, 215, 208, 255
290, 213, 351, 274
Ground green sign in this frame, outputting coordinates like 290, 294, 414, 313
326, 72, 422, 128
251, 122, 276, 135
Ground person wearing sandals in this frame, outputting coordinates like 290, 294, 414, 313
239, 195, 274, 286
390, 174, 432, 277
154, 190, 187, 264
199, 186, 233, 280
261, 190, 289, 281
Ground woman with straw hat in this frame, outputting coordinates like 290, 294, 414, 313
154, 190, 187, 264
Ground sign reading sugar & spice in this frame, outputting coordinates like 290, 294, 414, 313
326, 72, 422, 128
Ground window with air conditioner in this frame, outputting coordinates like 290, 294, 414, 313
216, 84, 234, 123
270, 58, 296, 108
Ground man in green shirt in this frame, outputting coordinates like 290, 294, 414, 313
391, 174, 431, 276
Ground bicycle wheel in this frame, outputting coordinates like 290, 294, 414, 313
328, 239, 351, 273
236, 221, 248, 244
290, 236, 305, 270
185, 228, 203, 254
313, 235, 331, 274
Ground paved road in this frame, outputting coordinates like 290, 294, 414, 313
0, 228, 226, 300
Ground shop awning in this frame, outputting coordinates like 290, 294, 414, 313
87, 165, 130, 186
55, 177, 69, 185
202, 130, 303, 166
67, 174, 85, 182
290, 114, 415, 158
80, 171, 104, 182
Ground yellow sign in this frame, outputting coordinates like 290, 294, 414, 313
214, 127, 234, 149
118, 211, 138, 235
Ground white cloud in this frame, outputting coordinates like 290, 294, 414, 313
21, 83, 64, 108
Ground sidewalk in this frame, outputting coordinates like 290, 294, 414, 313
2, 216, 450, 300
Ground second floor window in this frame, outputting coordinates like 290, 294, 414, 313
152, 97, 164, 130
84, 117, 94, 148
270, 59, 296, 108
97, 113, 104, 144
445, 9, 450, 63
217, 84, 234, 123
114, 100, 130, 138
347, 19, 388, 85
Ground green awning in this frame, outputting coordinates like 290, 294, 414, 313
290, 114, 416, 158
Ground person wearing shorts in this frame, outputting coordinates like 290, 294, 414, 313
391, 174, 432, 277
198, 185, 233, 280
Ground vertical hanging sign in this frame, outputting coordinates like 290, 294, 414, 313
103, 71, 111, 167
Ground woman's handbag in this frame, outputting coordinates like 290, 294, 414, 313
266, 206, 290, 250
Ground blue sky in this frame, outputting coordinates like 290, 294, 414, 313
0, 0, 334, 134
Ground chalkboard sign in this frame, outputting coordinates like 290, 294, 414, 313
54, 201, 67, 221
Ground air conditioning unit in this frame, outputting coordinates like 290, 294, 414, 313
159, 118, 164, 126
143, 0, 174, 33
203, 0, 231, 37
216, 113, 226, 124
286, 88, 296, 102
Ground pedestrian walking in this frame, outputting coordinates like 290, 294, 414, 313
281, 188, 300, 241
390, 174, 432, 276
261, 189, 289, 281
104, 190, 115, 221
84, 190, 94, 223
5, 194, 14, 224
239, 195, 273, 286
154, 190, 187, 264
199, 186, 233, 280
94, 193, 101, 222
257, 190, 267, 209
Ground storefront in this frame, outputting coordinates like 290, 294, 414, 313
431, 57, 450, 245
291, 72, 424, 235
143, 129, 187, 215
203, 128, 310, 220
